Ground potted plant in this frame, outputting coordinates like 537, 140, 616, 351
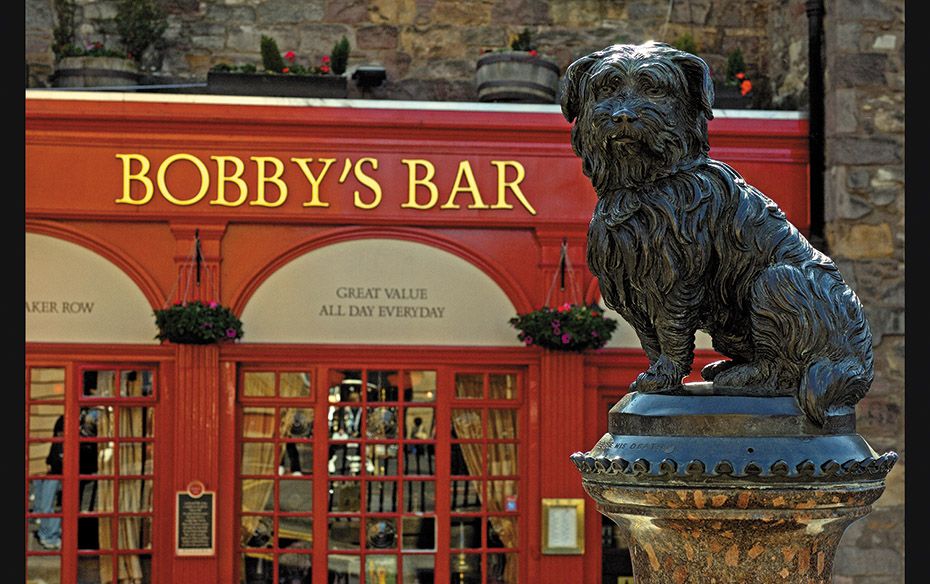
475, 28, 561, 104
154, 300, 244, 345
713, 48, 754, 109
509, 302, 617, 353
208, 35, 351, 98
51, 0, 166, 88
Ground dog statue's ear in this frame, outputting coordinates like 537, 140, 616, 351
672, 50, 715, 121
560, 53, 600, 123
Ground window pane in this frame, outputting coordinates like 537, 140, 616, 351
119, 516, 153, 549
329, 406, 362, 439
403, 553, 435, 583
240, 480, 275, 512
241, 443, 276, 476
328, 481, 361, 512
84, 370, 116, 397
279, 516, 313, 550
241, 516, 274, 548
488, 516, 518, 548
366, 406, 398, 439
328, 554, 361, 584
119, 407, 155, 437
280, 372, 312, 398
328, 517, 361, 550
29, 478, 63, 514
402, 517, 436, 551
403, 443, 435, 476
279, 478, 313, 513
28, 404, 64, 438
329, 369, 364, 402
119, 480, 153, 512
405, 407, 435, 440
488, 445, 517, 476
450, 553, 481, 584
27, 438, 61, 480
450, 480, 482, 512
30, 367, 65, 401
281, 408, 313, 439
281, 442, 312, 476
488, 552, 518, 583
454, 374, 483, 399
451, 517, 482, 549
120, 370, 154, 397
242, 408, 275, 438
408, 370, 436, 402
27, 554, 61, 583
328, 444, 364, 476
81, 406, 110, 438
82, 478, 113, 511
488, 409, 518, 438
241, 555, 273, 584
450, 443, 482, 477
403, 480, 435, 513
279, 553, 312, 583
365, 554, 398, 581
367, 444, 398, 476
489, 374, 517, 400
243, 372, 275, 397
366, 481, 397, 513
367, 370, 398, 402
366, 519, 398, 550
451, 409, 482, 439
488, 481, 518, 509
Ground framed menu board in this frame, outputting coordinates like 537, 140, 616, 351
176, 481, 215, 556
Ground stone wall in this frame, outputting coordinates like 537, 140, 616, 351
24, 1, 905, 582
26, 0, 807, 107
823, 0, 905, 582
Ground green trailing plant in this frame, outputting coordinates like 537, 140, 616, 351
154, 300, 244, 345
330, 36, 350, 75
116, 0, 167, 63
510, 303, 617, 352
510, 28, 535, 52
726, 48, 747, 83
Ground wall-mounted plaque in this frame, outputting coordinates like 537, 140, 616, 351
541, 498, 585, 555
176, 481, 215, 556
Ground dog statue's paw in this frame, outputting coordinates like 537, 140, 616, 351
630, 355, 687, 393
701, 359, 736, 381
712, 361, 773, 389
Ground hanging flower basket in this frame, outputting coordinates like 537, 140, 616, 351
510, 303, 617, 353
154, 300, 243, 345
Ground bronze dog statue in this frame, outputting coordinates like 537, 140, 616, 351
560, 41, 873, 425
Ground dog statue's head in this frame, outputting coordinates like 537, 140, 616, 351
560, 41, 715, 191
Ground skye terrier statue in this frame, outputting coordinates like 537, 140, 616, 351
560, 41, 873, 426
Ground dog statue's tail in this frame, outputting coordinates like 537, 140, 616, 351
799, 356, 872, 426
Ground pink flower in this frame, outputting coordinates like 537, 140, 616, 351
558, 303, 572, 313
523, 336, 534, 346
320, 65, 330, 73
322, 55, 331, 63
529, 49, 538, 57
561, 333, 571, 344
284, 51, 296, 62
226, 328, 238, 338
208, 301, 218, 309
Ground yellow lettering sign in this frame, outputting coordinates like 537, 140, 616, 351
115, 153, 154, 205
157, 153, 210, 206
210, 156, 248, 207
291, 157, 335, 208
491, 160, 536, 215
353, 158, 382, 210
441, 161, 489, 210
400, 159, 439, 210
250, 156, 287, 208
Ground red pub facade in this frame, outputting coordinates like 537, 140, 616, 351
25, 91, 809, 584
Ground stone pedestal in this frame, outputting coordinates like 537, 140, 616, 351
572, 384, 897, 584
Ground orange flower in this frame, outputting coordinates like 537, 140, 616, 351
740, 79, 752, 96
282, 67, 290, 73
735, 72, 745, 80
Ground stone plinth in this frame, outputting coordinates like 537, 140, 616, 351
571, 384, 897, 584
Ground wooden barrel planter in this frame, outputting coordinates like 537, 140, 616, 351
52, 56, 140, 88
475, 51, 560, 104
